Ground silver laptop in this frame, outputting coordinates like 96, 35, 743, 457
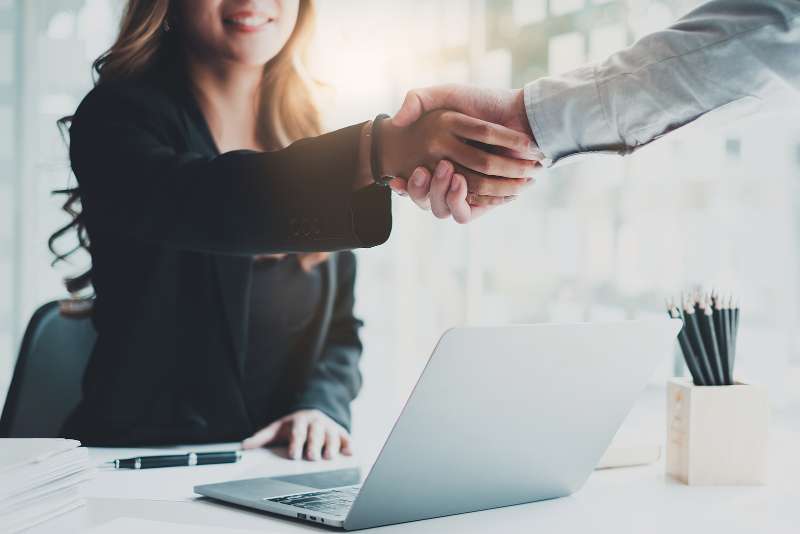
195, 319, 680, 530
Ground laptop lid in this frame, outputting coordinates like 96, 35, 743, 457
344, 319, 680, 530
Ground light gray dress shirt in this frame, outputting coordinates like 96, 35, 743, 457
524, 0, 800, 168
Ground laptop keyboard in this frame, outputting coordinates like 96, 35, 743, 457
267, 485, 361, 517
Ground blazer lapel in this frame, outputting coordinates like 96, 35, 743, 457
307, 254, 337, 361
214, 255, 253, 378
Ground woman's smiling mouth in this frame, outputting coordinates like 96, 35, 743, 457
223, 12, 275, 32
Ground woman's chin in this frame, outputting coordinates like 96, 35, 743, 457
223, 44, 285, 69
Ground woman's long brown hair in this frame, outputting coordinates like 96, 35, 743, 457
50, 0, 323, 294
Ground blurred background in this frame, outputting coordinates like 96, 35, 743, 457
0, 0, 798, 441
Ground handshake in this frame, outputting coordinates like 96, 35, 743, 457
361, 84, 543, 224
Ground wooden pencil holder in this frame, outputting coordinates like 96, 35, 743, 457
666, 378, 768, 485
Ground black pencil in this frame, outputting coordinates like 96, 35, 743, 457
683, 298, 715, 385
730, 297, 740, 383
668, 302, 706, 385
714, 294, 732, 385
699, 295, 725, 385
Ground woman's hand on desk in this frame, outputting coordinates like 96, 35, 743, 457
241, 409, 353, 461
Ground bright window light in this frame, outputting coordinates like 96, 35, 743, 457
548, 31, 586, 75
589, 24, 628, 62
46, 11, 75, 40
512, 0, 546, 26
550, 0, 585, 17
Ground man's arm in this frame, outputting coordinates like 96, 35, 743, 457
528, 0, 800, 167
394, 0, 800, 168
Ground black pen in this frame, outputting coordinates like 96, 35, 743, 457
104, 450, 242, 469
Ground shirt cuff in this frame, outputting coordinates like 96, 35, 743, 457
524, 65, 627, 168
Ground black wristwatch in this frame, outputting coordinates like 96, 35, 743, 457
369, 113, 393, 187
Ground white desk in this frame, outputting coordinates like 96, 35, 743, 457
27, 391, 800, 534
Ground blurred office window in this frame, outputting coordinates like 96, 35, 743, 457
0, 31, 12, 83
442, 0, 472, 48
547, 31, 585, 75
588, 24, 627, 62
627, 0, 674, 39
0, 0, 18, 399
512, 0, 546, 26
550, 0, 586, 17
1, 0, 799, 435
725, 138, 741, 159
0, 0, 118, 401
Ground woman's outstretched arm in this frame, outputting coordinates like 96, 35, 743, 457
71, 83, 535, 256
70, 83, 390, 255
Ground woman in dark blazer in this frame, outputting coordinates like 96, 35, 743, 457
54, 0, 536, 460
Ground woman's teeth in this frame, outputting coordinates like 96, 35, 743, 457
226, 15, 271, 27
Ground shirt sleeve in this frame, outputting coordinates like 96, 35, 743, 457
524, 0, 800, 168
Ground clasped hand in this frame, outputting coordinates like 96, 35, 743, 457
377, 85, 541, 223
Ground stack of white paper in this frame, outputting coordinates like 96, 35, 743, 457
0, 438, 94, 533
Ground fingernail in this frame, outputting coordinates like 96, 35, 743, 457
434, 161, 450, 179
413, 170, 429, 188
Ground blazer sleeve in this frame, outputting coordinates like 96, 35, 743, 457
290, 251, 363, 431
524, 0, 800, 167
69, 83, 391, 255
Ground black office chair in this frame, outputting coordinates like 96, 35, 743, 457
0, 300, 96, 438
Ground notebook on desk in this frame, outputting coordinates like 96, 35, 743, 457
0, 438, 94, 533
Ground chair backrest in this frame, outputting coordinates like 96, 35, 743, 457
0, 301, 96, 437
